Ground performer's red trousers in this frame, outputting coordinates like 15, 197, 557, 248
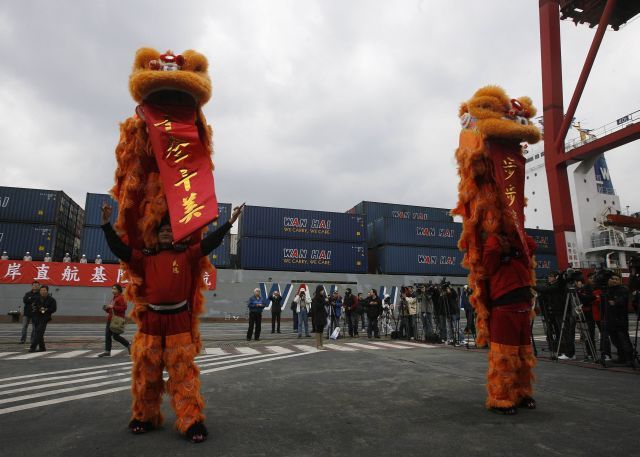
486, 302, 535, 408
130, 307, 204, 433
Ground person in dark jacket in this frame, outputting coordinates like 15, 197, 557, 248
364, 289, 382, 339
20, 281, 39, 344
576, 277, 598, 360
606, 274, 633, 365
343, 288, 359, 337
98, 284, 131, 357
269, 290, 283, 334
247, 288, 266, 341
311, 285, 328, 348
537, 272, 573, 358
29, 285, 57, 352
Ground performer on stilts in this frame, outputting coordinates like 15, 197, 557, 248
103, 47, 243, 442
452, 85, 541, 415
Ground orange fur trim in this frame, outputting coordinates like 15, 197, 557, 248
452, 86, 541, 346
130, 332, 165, 426
517, 345, 536, 399
486, 342, 520, 408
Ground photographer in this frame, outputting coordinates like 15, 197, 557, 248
606, 273, 633, 365
399, 287, 417, 340
343, 288, 359, 338
537, 271, 575, 359
364, 289, 382, 339
416, 285, 436, 342
461, 285, 476, 341
432, 286, 447, 344
269, 290, 283, 334
20, 281, 39, 345
293, 288, 311, 338
311, 286, 329, 349
443, 284, 460, 345
576, 276, 597, 360
329, 290, 343, 334
28, 285, 57, 353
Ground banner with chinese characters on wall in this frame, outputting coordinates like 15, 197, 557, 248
0, 261, 217, 290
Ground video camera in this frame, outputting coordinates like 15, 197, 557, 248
438, 277, 451, 291
558, 268, 583, 285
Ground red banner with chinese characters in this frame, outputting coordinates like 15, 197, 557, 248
0, 261, 217, 290
489, 141, 529, 255
138, 102, 218, 242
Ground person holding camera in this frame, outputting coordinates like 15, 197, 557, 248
460, 285, 476, 342
20, 281, 39, 344
293, 288, 311, 338
416, 285, 436, 342
247, 288, 266, 341
606, 273, 633, 365
364, 289, 382, 339
537, 271, 573, 358
29, 285, 57, 353
329, 290, 343, 335
98, 284, 131, 357
269, 290, 283, 334
357, 292, 366, 331
399, 286, 418, 340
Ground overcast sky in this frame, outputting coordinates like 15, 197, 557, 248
1, 1, 639, 220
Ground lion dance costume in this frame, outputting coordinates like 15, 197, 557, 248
452, 86, 541, 414
104, 48, 227, 441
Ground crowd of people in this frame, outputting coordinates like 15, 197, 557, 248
536, 268, 639, 366
0, 251, 105, 263
245, 282, 478, 348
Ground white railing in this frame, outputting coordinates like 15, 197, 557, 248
564, 109, 640, 153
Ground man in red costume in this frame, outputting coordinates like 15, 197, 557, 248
101, 203, 242, 442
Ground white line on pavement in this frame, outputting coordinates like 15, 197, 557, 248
0, 372, 130, 396
88, 349, 124, 358
235, 347, 261, 355
7, 352, 56, 360
323, 344, 357, 352
345, 342, 382, 350
265, 346, 294, 354
0, 377, 132, 405
49, 350, 93, 359
200, 351, 314, 374
0, 352, 19, 358
292, 345, 320, 353
204, 348, 228, 356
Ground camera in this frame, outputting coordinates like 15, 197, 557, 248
558, 268, 583, 285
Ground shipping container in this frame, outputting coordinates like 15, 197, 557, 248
534, 254, 558, 278
370, 217, 461, 248
0, 186, 80, 233
239, 237, 367, 273
0, 222, 68, 261
239, 205, 365, 242
80, 226, 119, 263
374, 245, 466, 276
83, 193, 119, 226
347, 201, 453, 224
526, 228, 556, 254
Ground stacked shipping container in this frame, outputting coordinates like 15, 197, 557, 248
81, 193, 232, 267
238, 205, 367, 273
0, 186, 83, 261
353, 201, 557, 278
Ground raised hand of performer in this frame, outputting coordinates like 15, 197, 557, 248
101, 204, 113, 225
229, 203, 245, 225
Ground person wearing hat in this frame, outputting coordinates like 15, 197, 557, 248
79, 254, 88, 264
43, 253, 52, 262
1, 251, 9, 260
95, 254, 103, 265
63, 253, 72, 263
23, 252, 32, 261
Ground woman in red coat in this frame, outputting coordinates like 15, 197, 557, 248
99, 284, 130, 357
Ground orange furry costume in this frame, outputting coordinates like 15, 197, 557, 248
451, 86, 541, 413
108, 48, 219, 439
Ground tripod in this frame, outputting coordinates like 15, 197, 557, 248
555, 285, 597, 362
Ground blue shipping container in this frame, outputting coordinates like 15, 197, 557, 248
371, 217, 461, 248
534, 254, 558, 278
374, 245, 466, 276
0, 186, 79, 232
348, 201, 453, 224
84, 193, 119, 226
526, 228, 556, 254
239, 237, 367, 273
239, 205, 365, 242
0, 222, 66, 261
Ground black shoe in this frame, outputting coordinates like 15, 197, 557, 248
38, 348, 46, 352
98, 352, 111, 357
255, 338, 260, 341
28, 348, 36, 353
277, 331, 281, 334
271, 331, 275, 334
247, 338, 251, 341
19, 340, 25, 344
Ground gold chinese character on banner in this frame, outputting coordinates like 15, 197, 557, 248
165, 138, 190, 164
180, 192, 205, 224
505, 185, 516, 206
502, 157, 517, 180
174, 169, 198, 192
154, 119, 172, 132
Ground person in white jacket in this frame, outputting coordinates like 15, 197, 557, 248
293, 287, 311, 338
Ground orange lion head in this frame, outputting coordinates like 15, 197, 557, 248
129, 47, 212, 107
458, 85, 540, 144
